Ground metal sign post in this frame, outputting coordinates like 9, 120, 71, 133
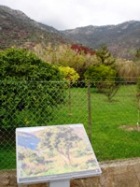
49, 180, 70, 187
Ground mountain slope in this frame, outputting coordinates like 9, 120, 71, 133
0, 5, 68, 50
0, 5, 140, 59
63, 21, 140, 59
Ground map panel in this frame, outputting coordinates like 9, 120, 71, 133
16, 124, 101, 184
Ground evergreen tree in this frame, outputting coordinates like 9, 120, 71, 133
96, 45, 115, 67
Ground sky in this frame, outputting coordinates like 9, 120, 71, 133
0, 0, 140, 30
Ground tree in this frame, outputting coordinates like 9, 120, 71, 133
58, 66, 79, 114
84, 64, 119, 101
84, 45, 121, 101
135, 48, 140, 61
71, 44, 96, 55
115, 58, 138, 83
58, 66, 79, 83
0, 48, 65, 128
96, 45, 115, 67
39, 126, 82, 165
44, 44, 98, 80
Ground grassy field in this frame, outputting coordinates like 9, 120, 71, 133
0, 85, 140, 170
51, 85, 140, 160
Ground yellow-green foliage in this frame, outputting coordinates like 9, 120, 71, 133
44, 44, 98, 79
59, 66, 79, 83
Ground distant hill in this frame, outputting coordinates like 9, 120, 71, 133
62, 21, 140, 59
0, 5, 68, 50
0, 5, 140, 59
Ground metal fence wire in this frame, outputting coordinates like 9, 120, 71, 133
0, 80, 140, 173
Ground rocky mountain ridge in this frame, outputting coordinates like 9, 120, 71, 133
0, 5, 140, 59
0, 5, 68, 49
62, 20, 140, 59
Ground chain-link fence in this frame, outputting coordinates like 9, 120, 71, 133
0, 80, 140, 175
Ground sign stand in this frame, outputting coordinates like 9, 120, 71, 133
18, 180, 70, 187
49, 180, 70, 187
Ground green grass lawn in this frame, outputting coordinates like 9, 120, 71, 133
0, 85, 140, 170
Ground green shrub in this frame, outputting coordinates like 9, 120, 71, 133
0, 48, 66, 128
84, 64, 120, 101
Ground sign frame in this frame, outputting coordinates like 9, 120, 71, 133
16, 124, 101, 185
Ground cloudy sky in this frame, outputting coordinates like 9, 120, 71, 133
0, 0, 140, 30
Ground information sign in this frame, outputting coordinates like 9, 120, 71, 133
16, 124, 101, 185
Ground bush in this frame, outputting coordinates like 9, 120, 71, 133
0, 48, 66, 128
84, 64, 120, 101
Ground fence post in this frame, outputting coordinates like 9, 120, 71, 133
68, 82, 72, 115
87, 83, 92, 140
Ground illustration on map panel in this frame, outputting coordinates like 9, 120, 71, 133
16, 124, 101, 183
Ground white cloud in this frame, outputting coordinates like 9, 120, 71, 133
0, 0, 140, 30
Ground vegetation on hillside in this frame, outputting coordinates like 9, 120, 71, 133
0, 5, 68, 52
63, 21, 140, 59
